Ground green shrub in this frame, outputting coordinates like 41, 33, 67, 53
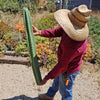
88, 16, 100, 35
0, 40, 3, 52
0, 0, 38, 13
47, 54, 57, 70
36, 13, 58, 30
87, 16, 100, 64
15, 40, 28, 55
0, 21, 12, 39
0, 0, 20, 13
19, 0, 38, 13
36, 13, 59, 69
2, 32, 18, 51
98, 64, 100, 69
34, 36, 49, 44
2, 32, 12, 40
46, 0, 56, 12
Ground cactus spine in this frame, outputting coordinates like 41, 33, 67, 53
23, 7, 42, 85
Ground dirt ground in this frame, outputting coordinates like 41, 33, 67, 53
0, 62, 100, 100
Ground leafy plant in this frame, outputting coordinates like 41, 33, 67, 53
18, 0, 38, 13
88, 16, 100, 35
37, 42, 48, 66
2, 32, 18, 51
98, 65, 100, 69
34, 36, 49, 44
36, 12, 59, 69
15, 40, 28, 55
46, 0, 56, 12
0, 21, 12, 39
15, 22, 25, 33
47, 54, 57, 70
0, 40, 4, 56
0, 0, 38, 13
87, 16, 100, 64
36, 13, 58, 30
0, 0, 20, 13
83, 43, 93, 61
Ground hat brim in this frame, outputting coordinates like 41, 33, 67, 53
54, 9, 89, 41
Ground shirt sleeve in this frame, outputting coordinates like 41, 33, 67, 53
41, 26, 64, 38
44, 59, 69, 80
44, 50, 82, 80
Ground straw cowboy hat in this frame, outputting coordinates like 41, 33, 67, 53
54, 5, 92, 41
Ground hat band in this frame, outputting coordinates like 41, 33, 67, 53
77, 7, 92, 16
71, 8, 90, 22
68, 12, 86, 27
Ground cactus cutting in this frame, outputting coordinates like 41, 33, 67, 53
23, 7, 42, 85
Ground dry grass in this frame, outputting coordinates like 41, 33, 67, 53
1, 10, 99, 26
0, 12, 23, 26
31, 11, 49, 25
0, 11, 49, 27
92, 10, 100, 18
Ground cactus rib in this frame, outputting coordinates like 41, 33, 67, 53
23, 7, 42, 85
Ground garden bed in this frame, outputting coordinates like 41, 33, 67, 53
0, 11, 100, 68
0, 51, 29, 65
0, 55, 29, 65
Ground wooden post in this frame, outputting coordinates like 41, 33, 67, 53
89, 0, 92, 9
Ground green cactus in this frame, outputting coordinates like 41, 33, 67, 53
23, 7, 42, 85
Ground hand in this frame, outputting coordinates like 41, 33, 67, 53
38, 77, 48, 86
32, 25, 41, 36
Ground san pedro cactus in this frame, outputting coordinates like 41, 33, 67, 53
23, 7, 42, 85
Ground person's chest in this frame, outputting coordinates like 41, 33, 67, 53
59, 33, 80, 52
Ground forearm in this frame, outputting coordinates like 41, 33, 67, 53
41, 26, 63, 38
44, 50, 81, 80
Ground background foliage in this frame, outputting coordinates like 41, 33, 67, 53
0, 0, 20, 13
0, 0, 40, 13
0, 0, 100, 69
87, 16, 100, 65
36, 13, 58, 30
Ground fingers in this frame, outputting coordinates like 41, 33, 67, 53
34, 32, 39, 36
32, 25, 38, 32
32, 25, 36, 32
38, 78, 47, 86
32, 25, 36, 28
32, 25, 35, 29
32, 25, 41, 36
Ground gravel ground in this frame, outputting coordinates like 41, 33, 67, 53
0, 62, 100, 100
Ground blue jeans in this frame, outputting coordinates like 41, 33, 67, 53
46, 71, 79, 100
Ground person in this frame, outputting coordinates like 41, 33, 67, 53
32, 5, 92, 100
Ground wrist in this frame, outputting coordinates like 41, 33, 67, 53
44, 76, 49, 80
39, 30, 41, 36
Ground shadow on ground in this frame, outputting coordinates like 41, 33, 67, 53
2, 95, 39, 100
